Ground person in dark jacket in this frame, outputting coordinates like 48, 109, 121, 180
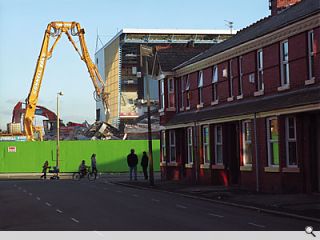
127, 149, 138, 180
141, 151, 149, 180
40, 160, 50, 179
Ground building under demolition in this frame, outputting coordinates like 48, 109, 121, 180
94, 29, 234, 136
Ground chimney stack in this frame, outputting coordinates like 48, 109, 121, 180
269, 0, 302, 16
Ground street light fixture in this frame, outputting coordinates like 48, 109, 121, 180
56, 91, 63, 174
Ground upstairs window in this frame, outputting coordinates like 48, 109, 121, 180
198, 70, 204, 105
168, 78, 175, 108
212, 65, 218, 102
160, 79, 165, 110
257, 49, 264, 91
185, 74, 191, 108
280, 40, 290, 86
308, 30, 315, 80
238, 56, 243, 96
180, 76, 185, 109
169, 130, 176, 162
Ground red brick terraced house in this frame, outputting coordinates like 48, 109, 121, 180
158, 0, 320, 193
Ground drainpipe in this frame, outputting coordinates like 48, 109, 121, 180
254, 113, 260, 192
194, 121, 199, 184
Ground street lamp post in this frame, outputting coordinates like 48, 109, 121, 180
56, 91, 63, 174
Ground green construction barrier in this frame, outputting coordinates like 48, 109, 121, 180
0, 140, 160, 173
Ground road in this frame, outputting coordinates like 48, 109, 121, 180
0, 178, 316, 231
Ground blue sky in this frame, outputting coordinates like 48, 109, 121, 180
0, 0, 270, 130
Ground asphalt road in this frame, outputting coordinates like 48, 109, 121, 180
0, 179, 316, 231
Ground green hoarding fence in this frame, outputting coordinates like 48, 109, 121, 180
0, 140, 160, 173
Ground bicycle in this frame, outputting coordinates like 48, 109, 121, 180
72, 167, 97, 181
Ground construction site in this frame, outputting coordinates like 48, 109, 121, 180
0, 23, 233, 142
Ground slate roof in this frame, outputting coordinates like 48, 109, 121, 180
155, 45, 212, 72
165, 86, 320, 126
175, 0, 320, 70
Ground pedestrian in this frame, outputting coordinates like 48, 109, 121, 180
40, 160, 50, 179
127, 149, 138, 180
91, 153, 97, 177
141, 151, 148, 180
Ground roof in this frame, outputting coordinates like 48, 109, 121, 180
155, 45, 212, 72
175, 0, 320, 70
96, 28, 234, 55
165, 86, 320, 127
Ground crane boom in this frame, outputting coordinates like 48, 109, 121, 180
24, 21, 109, 141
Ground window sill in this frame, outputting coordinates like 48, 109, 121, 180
240, 165, 252, 171
264, 166, 280, 172
211, 100, 219, 106
159, 111, 165, 116
277, 85, 290, 91
167, 162, 179, 167
197, 103, 204, 109
185, 106, 191, 111
305, 78, 315, 85
179, 107, 185, 111
211, 164, 224, 170
227, 96, 234, 102
166, 107, 176, 112
200, 163, 210, 169
160, 162, 167, 167
185, 163, 194, 168
236, 94, 243, 100
254, 90, 264, 97
282, 167, 300, 173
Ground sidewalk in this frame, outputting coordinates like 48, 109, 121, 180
110, 176, 320, 223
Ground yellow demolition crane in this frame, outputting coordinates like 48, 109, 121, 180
24, 21, 109, 141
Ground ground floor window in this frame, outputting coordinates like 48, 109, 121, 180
161, 131, 166, 163
286, 117, 297, 167
187, 127, 193, 163
202, 125, 210, 164
242, 120, 253, 165
215, 125, 223, 164
169, 130, 176, 162
267, 117, 279, 166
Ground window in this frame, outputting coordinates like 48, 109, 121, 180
212, 65, 218, 101
181, 76, 185, 109
238, 56, 243, 96
202, 126, 210, 164
286, 117, 297, 166
160, 79, 165, 110
186, 74, 191, 108
175, 79, 179, 111
308, 30, 315, 80
168, 78, 175, 108
229, 60, 233, 97
215, 125, 223, 164
187, 127, 193, 163
267, 117, 279, 166
198, 70, 204, 104
96, 109, 100, 121
280, 40, 289, 86
242, 120, 253, 165
161, 131, 166, 163
257, 49, 264, 91
169, 130, 176, 162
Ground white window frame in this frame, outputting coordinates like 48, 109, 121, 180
238, 56, 243, 96
198, 70, 204, 104
160, 79, 165, 111
242, 120, 253, 166
212, 65, 218, 101
267, 117, 279, 167
187, 127, 193, 164
185, 74, 191, 108
229, 60, 233, 97
257, 49, 264, 91
161, 131, 166, 163
181, 76, 185, 109
285, 117, 298, 167
308, 30, 315, 80
168, 78, 175, 108
169, 130, 176, 162
280, 40, 290, 86
215, 125, 223, 165
202, 125, 210, 164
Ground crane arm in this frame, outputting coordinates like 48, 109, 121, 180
23, 21, 109, 141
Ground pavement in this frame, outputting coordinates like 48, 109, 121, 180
105, 173, 320, 223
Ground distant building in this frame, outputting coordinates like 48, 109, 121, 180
94, 29, 234, 128
159, 0, 320, 193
